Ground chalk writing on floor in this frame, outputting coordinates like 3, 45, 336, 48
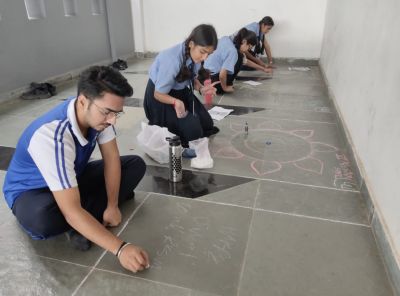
151, 206, 238, 270
333, 153, 357, 190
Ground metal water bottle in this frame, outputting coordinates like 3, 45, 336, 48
166, 136, 182, 182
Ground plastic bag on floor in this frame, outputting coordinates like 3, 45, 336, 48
136, 122, 175, 164
189, 137, 214, 169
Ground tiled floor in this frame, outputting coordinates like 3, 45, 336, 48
0, 59, 394, 295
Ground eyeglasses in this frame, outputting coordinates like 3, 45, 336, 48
92, 101, 124, 119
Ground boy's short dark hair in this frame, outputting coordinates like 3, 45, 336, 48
77, 66, 133, 100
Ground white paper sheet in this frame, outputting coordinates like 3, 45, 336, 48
243, 80, 262, 86
288, 66, 311, 71
208, 106, 234, 121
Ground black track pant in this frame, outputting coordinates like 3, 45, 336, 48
12, 155, 146, 240
144, 80, 214, 146
211, 51, 244, 94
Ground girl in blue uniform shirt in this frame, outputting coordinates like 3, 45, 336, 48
235, 16, 275, 70
204, 28, 268, 94
144, 24, 219, 147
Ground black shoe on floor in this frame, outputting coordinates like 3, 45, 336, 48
21, 82, 57, 100
111, 59, 128, 71
66, 230, 92, 251
117, 59, 128, 69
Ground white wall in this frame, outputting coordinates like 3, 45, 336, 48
320, 0, 400, 265
135, 0, 327, 59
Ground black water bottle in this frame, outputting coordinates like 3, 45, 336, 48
166, 136, 182, 182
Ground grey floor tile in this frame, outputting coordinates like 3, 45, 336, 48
0, 115, 38, 147
54, 80, 78, 98
206, 116, 358, 190
220, 115, 345, 152
0, 59, 392, 295
109, 191, 148, 234
116, 132, 141, 158
91, 109, 146, 158
0, 96, 57, 117
199, 180, 259, 208
0, 215, 104, 267
115, 106, 146, 133
244, 108, 336, 123
124, 97, 143, 107
238, 211, 393, 296
221, 86, 330, 112
220, 87, 278, 108
278, 93, 331, 112
91, 125, 149, 163
30, 196, 144, 266
0, 171, 14, 226
239, 68, 325, 95
272, 66, 323, 81
123, 73, 149, 99
0, 146, 14, 171
77, 269, 190, 296
274, 59, 319, 67
97, 194, 253, 296
275, 79, 328, 97
189, 290, 222, 296
0, 255, 90, 296
15, 97, 64, 118
275, 75, 324, 86
0, 194, 145, 267
125, 58, 154, 70
256, 180, 369, 225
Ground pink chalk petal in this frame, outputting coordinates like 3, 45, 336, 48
311, 142, 339, 152
251, 160, 282, 176
291, 130, 314, 139
293, 156, 324, 175
214, 147, 244, 159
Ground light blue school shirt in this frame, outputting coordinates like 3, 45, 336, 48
245, 22, 263, 40
231, 22, 263, 42
204, 36, 238, 75
149, 42, 201, 94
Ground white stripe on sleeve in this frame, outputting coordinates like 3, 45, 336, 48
97, 125, 116, 145
28, 120, 78, 191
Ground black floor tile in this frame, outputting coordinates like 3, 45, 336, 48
136, 165, 254, 198
1, 153, 253, 199
0, 146, 15, 171
206, 104, 267, 116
